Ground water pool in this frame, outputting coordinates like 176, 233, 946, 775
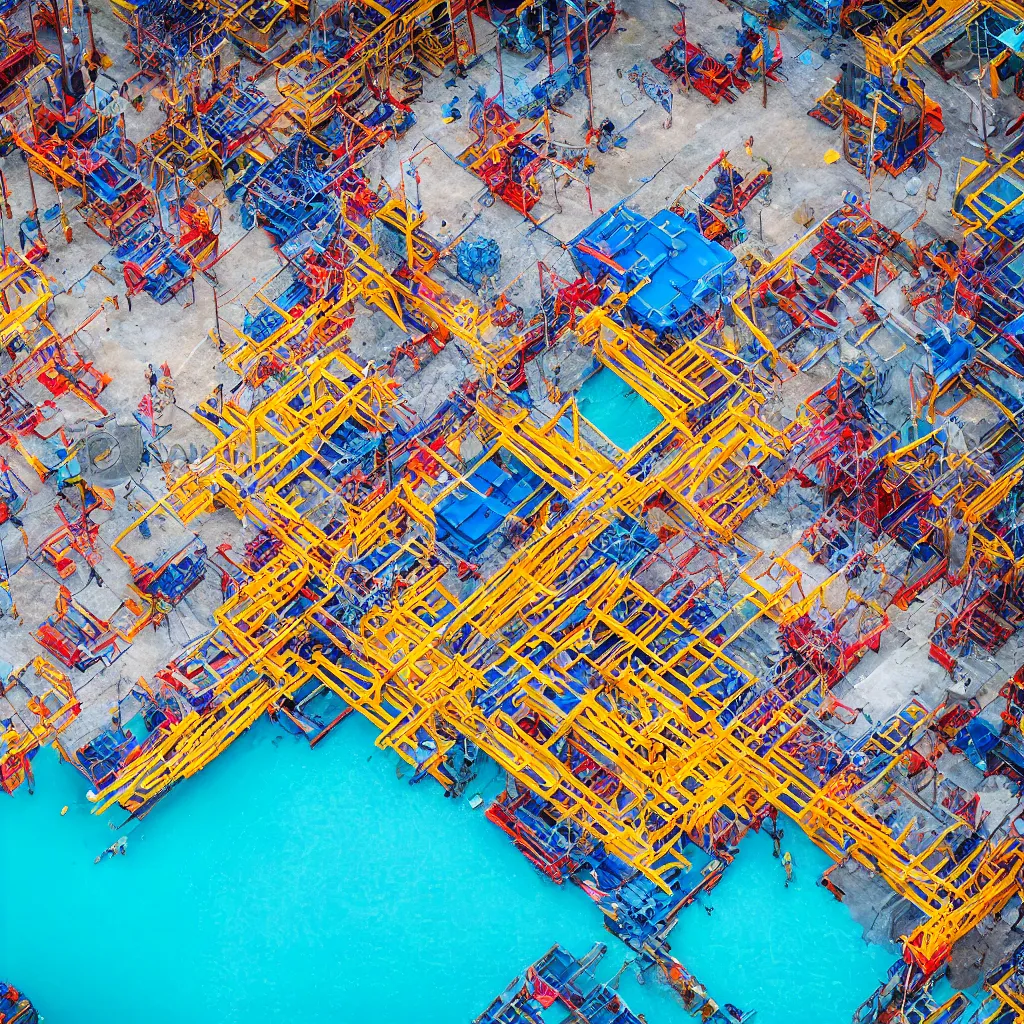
576, 366, 664, 451
2, 717, 890, 1024
671, 830, 896, 1023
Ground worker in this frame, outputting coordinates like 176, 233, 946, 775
681, 978, 696, 1009
595, 118, 617, 153
1008, 897, 1024, 933
18, 211, 48, 263
145, 363, 158, 394
441, 96, 461, 123
782, 850, 794, 888
158, 362, 176, 405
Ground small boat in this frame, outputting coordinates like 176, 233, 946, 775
0, 982, 39, 1024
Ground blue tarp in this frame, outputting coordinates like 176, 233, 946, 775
569, 204, 737, 330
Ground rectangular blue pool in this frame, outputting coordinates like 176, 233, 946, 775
576, 366, 664, 451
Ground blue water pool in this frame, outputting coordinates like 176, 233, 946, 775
672, 830, 895, 1023
577, 366, 664, 451
2, 717, 892, 1024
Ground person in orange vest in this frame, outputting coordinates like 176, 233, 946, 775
158, 363, 176, 405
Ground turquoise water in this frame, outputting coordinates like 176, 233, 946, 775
576, 366, 664, 451
2, 717, 890, 1024
673, 830, 896, 1023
